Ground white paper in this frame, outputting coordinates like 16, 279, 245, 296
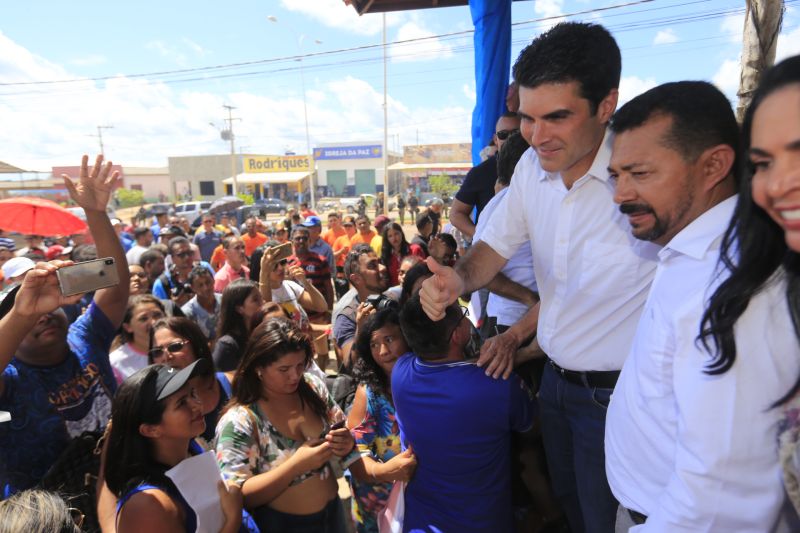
165, 450, 226, 533
0, 411, 9, 423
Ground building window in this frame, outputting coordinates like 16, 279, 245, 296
131, 184, 142, 191
199, 181, 215, 196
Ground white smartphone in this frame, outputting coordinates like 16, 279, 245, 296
57, 257, 120, 296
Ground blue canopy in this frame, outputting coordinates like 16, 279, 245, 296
469, 0, 513, 165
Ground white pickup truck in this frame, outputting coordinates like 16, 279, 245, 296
337, 194, 395, 214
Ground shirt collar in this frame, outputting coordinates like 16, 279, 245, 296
659, 195, 737, 262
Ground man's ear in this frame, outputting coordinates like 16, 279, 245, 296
699, 144, 736, 192
139, 423, 160, 439
597, 89, 619, 124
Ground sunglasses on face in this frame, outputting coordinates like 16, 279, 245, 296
272, 259, 288, 271
293, 236, 308, 242
149, 339, 189, 359
173, 251, 192, 259
495, 128, 519, 141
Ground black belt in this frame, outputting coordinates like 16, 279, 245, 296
627, 508, 647, 525
548, 359, 619, 389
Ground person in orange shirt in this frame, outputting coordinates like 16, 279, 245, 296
323, 212, 346, 247
333, 216, 357, 269
241, 216, 267, 257
349, 215, 376, 246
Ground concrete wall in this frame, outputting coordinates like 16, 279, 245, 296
167, 154, 242, 200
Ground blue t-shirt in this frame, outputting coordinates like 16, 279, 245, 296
391, 353, 534, 533
193, 229, 222, 263
0, 302, 117, 494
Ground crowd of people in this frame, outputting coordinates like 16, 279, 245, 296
1, 19, 800, 533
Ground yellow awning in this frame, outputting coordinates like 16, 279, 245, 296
222, 171, 310, 185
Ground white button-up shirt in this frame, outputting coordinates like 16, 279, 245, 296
605, 196, 800, 531
473, 187, 538, 327
481, 132, 659, 371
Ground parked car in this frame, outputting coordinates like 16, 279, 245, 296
175, 201, 213, 225
419, 192, 440, 207
234, 205, 273, 228
338, 194, 395, 214
254, 197, 288, 215
315, 197, 340, 213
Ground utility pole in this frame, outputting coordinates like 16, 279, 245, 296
94, 125, 114, 156
736, 0, 784, 121
382, 12, 389, 215
222, 105, 240, 195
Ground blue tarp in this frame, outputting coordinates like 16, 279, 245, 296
469, 0, 512, 166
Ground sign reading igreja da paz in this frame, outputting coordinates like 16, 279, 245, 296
313, 145, 382, 160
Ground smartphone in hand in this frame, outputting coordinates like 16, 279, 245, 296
57, 257, 119, 296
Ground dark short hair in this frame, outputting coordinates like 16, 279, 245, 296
415, 212, 432, 231
512, 22, 620, 114
437, 233, 457, 251
139, 248, 164, 267
291, 225, 309, 238
356, 215, 370, 225
71, 244, 97, 263
222, 235, 241, 250
399, 295, 464, 359
133, 226, 151, 239
344, 243, 375, 280
610, 81, 740, 165
188, 265, 213, 285
168, 236, 190, 253
400, 261, 432, 304
496, 131, 530, 186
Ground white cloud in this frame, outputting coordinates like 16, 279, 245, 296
777, 25, 800, 61
721, 13, 744, 42
462, 82, 476, 103
0, 32, 469, 171
146, 40, 187, 66
389, 21, 454, 63
712, 58, 740, 98
69, 54, 107, 67
653, 28, 678, 45
279, 0, 403, 36
618, 75, 658, 105
533, 0, 565, 28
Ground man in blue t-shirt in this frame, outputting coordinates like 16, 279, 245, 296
393, 295, 535, 533
0, 155, 130, 496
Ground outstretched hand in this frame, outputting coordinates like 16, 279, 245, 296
62, 154, 121, 213
419, 257, 463, 321
13, 261, 84, 318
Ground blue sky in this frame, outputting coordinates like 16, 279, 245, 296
1, 0, 799, 170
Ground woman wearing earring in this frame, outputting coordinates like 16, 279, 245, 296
215, 319, 360, 532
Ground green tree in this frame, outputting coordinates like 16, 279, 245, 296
237, 192, 254, 205
428, 174, 458, 196
116, 188, 144, 208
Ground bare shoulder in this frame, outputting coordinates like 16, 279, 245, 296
117, 488, 184, 533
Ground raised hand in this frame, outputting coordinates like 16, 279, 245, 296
62, 154, 121, 213
13, 261, 85, 318
419, 257, 464, 320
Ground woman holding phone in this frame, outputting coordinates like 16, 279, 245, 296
215, 319, 359, 532
256, 241, 327, 332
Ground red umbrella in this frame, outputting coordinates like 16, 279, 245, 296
0, 197, 87, 236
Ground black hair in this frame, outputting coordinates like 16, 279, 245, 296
496, 131, 530, 186
249, 240, 281, 284
498, 111, 518, 120
436, 233, 457, 251
71, 244, 97, 263
356, 214, 371, 225
345, 243, 375, 280
167, 236, 190, 254
399, 295, 464, 360
133, 226, 151, 239
610, 81, 740, 166
415, 212, 432, 232
512, 22, 620, 114
400, 261, 432, 305
104, 366, 170, 496
120, 294, 165, 345
380, 223, 411, 271
187, 265, 213, 285
353, 308, 403, 399
149, 317, 214, 374
139, 248, 164, 268
700, 55, 800, 405
291, 225, 309, 238
222, 235, 241, 250
229, 319, 327, 418
217, 279, 258, 346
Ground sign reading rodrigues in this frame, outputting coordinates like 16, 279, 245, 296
243, 155, 312, 173
313, 145, 382, 160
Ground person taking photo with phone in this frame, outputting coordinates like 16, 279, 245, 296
0, 155, 130, 499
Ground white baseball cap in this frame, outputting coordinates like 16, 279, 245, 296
2, 257, 35, 280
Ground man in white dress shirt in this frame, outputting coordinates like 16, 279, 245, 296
605, 82, 796, 531
418, 22, 659, 532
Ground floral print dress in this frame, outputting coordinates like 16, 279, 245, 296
779, 391, 800, 514
349, 385, 402, 533
215, 373, 360, 487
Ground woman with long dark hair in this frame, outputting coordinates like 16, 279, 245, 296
700, 55, 800, 515
215, 319, 359, 532
213, 279, 264, 371
104, 362, 244, 532
110, 294, 165, 383
379, 222, 424, 286
346, 309, 416, 532
150, 316, 234, 450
